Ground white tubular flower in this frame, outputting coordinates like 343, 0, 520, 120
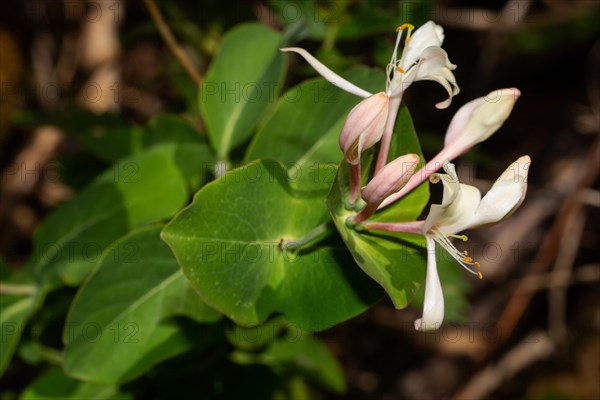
387, 22, 459, 108
416, 156, 531, 331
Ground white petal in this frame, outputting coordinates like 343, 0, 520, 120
469, 155, 531, 228
415, 237, 445, 331
410, 47, 459, 109
401, 21, 445, 70
281, 47, 372, 98
422, 161, 482, 234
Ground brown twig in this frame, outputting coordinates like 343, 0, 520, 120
144, 0, 202, 86
548, 209, 586, 344
453, 332, 554, 400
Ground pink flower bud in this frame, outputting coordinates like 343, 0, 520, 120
362, 154, 420, 207
339, 92, 390, 165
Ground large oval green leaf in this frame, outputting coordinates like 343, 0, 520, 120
327, 105, 430, 309
29, 145, 189, 288
200, 23, 285, 159
63, 226, 220, 384
161, 160, 382, 331
244, 67, 385, 166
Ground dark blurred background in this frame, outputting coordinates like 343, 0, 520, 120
1, 1, 599, 399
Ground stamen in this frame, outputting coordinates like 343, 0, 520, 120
396, 66, 405, 73
405, 37, 412, 44
430, 227, 483, 279
448, 233, 468, 242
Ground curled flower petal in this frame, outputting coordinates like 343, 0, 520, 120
339, 92, 390, 164
415, 237, 445, 331
422, 161, 482, 235
401, 21, 445, 70
362, 154, 419, 207
281, 47, 372, 98
403, 46, 459, 109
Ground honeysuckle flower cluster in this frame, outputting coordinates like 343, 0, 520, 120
283, 21, 531, 331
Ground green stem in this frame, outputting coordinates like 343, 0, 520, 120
285, 221, 335, 251
0, 283, 37, 295
39, 346, 64, 366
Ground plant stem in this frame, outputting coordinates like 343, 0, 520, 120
144, 0, 202, 85
352, 204, 377, 225
349, 163, 361, 205
285, 221, 335, 251
362, 220, 424, 234
0, 283, 37, 295
374, 95, 402, 174
39, 346, 63, 366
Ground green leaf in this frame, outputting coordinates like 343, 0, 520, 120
29, 145, 188, 288
244, 67, 384, 166
259, 334, 346, 394
0, 293, 36, 377
162, 160, 382, 331
226, 317, 289, 351
199, 23, 285, 159
145, 115, 215, 191
19, 367, 128, 400
63, 225, 220, 384
327, 105, 430, 309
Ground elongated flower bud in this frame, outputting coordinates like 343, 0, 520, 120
379, 88, 521, 209
339, 92, 390, 165
362, 154, 419, 207
352, 154, 419, 224
443, 88, 521, 151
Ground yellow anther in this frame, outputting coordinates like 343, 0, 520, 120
396, 66, 405, 73
464, 257, 473, 263
396, 26, 404, 32
463, 250, 469, 256
474, 261, 481, 268
477, 271, 483, 280
405, 37, 412, 44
